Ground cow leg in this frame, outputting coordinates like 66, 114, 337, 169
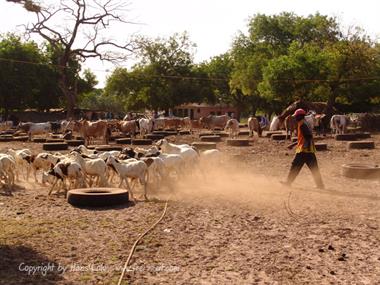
48, 178, 59, 195
124, 178, 136, 202
141, 174, 148, 201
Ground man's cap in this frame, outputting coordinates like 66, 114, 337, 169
293, 108, 306, 117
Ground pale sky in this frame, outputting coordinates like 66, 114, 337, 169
1, 0, 379, 87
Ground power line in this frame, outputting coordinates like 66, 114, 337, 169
1, 56, 380, 83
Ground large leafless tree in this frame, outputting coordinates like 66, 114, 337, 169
10, 0, 136, 118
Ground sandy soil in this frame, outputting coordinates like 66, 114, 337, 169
0, 132, 379, 285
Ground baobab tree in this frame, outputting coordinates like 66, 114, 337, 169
10, 0, 136, 118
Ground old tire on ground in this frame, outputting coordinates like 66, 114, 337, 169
200, 135, 221, 142
264, 131, 284, 138
238, 130, 250, 136
12, 136, 29, 142
152, 131, 169, 137
32, 138, 47, 143
132, 139, 152, 145
95, 145, 123, 152
271, 134, 287, 141
163, 131, 178, 136
0, 135, 14, 142
199, 132, 215, 137
355, 132, 371, 139
347, 141, 375, 150
0, 130, 16, 135
145, 134, 164, 141
66, 140, 85, 147
191, 142, 217, 150
335, 134, 357, 141
13, 132, 27, 137
67, 188, 129, 207
342, 164, 380, 179
179, 130, 191, 135
226, 139, 250, 146
51, 134, 62, 139
46, 139, 65, 143
214, 131, 229, 137
109, 135, 122, 142
42, 142, 68, 151
115, 138, 131, 144
315, 143, 328, 151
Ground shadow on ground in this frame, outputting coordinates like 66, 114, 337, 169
0, 245, 72, 285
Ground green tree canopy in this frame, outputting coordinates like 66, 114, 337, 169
0, 33, 62, 114
104, 33, 205, 111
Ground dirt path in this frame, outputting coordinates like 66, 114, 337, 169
0, 134, 379, 284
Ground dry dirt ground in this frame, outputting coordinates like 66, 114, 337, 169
0, 131, 379, 285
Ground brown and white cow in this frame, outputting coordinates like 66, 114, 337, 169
284, 115, 297, 140
74, 120, 110, 145
163, 117, 182, 130
247, 116, 262, 137
116, 120, 138, 137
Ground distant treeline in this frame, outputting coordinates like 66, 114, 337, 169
1, 13, 380, 117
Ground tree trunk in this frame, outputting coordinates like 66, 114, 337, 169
325, 83, 339, 118
65, 93, 76, 119
58, 73, 76, 119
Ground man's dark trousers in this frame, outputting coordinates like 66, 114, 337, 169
286, 152, 324, 188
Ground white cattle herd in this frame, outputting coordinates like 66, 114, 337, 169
270, 112, 350, 135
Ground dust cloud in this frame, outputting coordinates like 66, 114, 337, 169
164, 154, 289, 213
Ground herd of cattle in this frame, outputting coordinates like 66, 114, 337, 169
0, 114, 263, 144
270, 113, 352, 137
0, 112, 351, 145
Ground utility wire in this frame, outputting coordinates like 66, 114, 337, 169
1, 56, 380, 83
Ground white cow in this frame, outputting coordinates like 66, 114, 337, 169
225, 119, 240, 138
330, 115, 349, 134
18, 122, 51, 140
138, 118, 153, 137
269, 116, 281, 131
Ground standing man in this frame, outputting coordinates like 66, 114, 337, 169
281, 109, 325, 189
